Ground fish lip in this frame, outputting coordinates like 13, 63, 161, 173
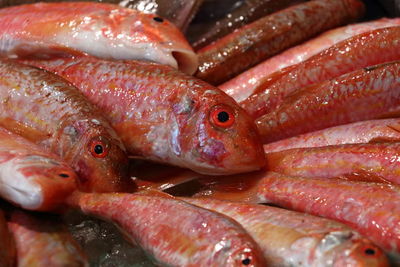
171, 48, 199, 75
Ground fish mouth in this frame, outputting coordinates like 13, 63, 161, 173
171, 49, 199, 75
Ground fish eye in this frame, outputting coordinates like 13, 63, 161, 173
89, 138, 109, 158
58, 172, 70, 178
153, 16, 164, 23
242, 258, 251, 265
210, 105, 235, 128
364, 248, 376, 256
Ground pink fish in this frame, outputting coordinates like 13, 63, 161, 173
263, 119, 400, 153
256, 61, 400, 143
22, 57, 265, 175
183, 197, 389, 267
8, 210, 88, 266
265, 142, 400, 185
241, 26, 400, 119
0, 127, 77, 211
67, 192, 266, 266
221, 18, 400, 102
256, 172, 400, 259
0, 2, 198, 74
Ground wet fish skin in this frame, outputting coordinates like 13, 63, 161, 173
7, 210, 88, 267
0, 59, 132, 193
23, 57, 265, 175
220, 18, 400, 102
0, 209, 15, 267
195, 0, 365, 85
241, 26, 400, 119
263, 119, 400, 153
68, 192, 266, 267
265, 142, 400, 185
256, 61, 400, 143
183, 197, 389, 267
0, 2, 197, 74
192, 0, 305, 50
256, 172, 400, 258
0, 127, 77, 211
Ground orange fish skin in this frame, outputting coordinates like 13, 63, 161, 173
23, 57, 265, 175
241, 26, 400, 119
0, 2, 197, 74
0, 127, 77, 211
0, 59, 132, 193
220, 18, 400, 103
0, 209, 15, 267
256, 172, 400, 259
7, 210, 88, 267
195, 0, 365, 85
265, 142, 400, 185
68, 192, 266, 267
183, 197, 389, 267
256, 61, 400, 144
263, 119, 400, 153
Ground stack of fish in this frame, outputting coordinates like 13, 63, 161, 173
0, 0, 398, 266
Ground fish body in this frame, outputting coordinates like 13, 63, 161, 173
242, 26, 400, 119
256, 61, 400, 143
192, 0, 305, 50
263, 119, 400, 153
183, 197, 389, 267
256, 172, 400, 258
8, 210, 88, 266
0, 60, 131, 193
195, 0, 365, 85
0, 2, 197, 74
0, 127, 77, 211
265, 142, 400, 185
69, 192, 266, 266
23, 57, 265, 175
221, 18, 400, 102
0, 209, 15, 267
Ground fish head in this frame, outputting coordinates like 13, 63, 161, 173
176, 82, 265, 175
63, 118, 133, 193
315, 231, 389, 267
210, 235, 266, 266
2, 153, 77, 211
121, 11, 198, 74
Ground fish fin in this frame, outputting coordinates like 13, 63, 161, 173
11, 43, 86, 60
0, 117, 50, 144
337, 171, 392, 184
136, 189, 175, 199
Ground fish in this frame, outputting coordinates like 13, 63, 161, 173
195, 0, 365, 85
256, 61, 400, 143
220, 18, 400, 102
256, 172, 400, 259
22, 57, 265, 175
7, 210, 88, 266
263, 119, 400, 153
67, 192, 266, 266
0, 2, 198, 74
0, 209, 15, 267
265, 142, 400, 185
183, 197, 389, 267
0, 127, 77, 211
0, 59, 132, 193
192, 0, 305, 50
241, 26, 400, 119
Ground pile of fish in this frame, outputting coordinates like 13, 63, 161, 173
0, 0, 399, 266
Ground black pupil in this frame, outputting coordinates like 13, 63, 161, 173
217, 111, 230, 123
365, 248, 376, 255
94, 144, 104, 155
153, 17, 164, 22
59, 173, 69, 178
242, 258, 251, 265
